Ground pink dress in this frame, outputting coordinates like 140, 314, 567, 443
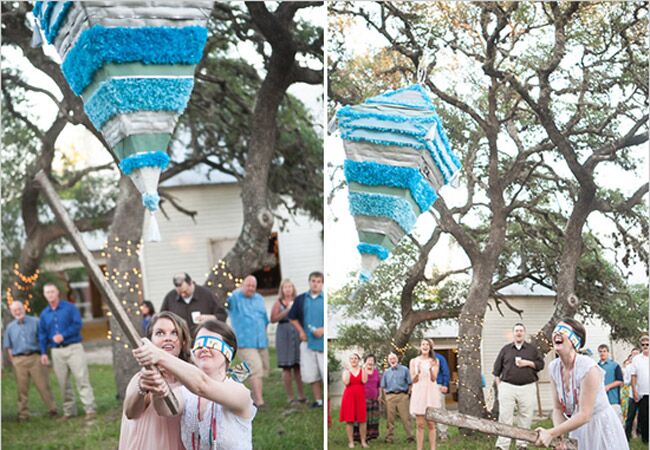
118, 397, 184, 450
409, 357, 440, 416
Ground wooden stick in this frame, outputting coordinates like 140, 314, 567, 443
425, 407, 578, 449
34, 170, 179, 414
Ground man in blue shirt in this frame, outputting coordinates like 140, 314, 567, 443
38, 283, 96, 420
4, 301, 58, 421
289, 271, 324, 408
598, 344, 624, 421
227, 275, 269, 408
380, 352, 414, 443
435, 352, 451, 440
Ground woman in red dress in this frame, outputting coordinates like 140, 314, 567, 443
340, 353, 369, 448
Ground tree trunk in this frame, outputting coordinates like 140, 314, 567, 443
533, 188, 596, 353
105, 177, 145, 400
456, 265, 495, 421
205, 4, 298, 295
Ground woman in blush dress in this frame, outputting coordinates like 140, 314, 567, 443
134, 320, 256, 450
340, 353, 368, 448
409, 339, 440, 450
535, 318, 629, 450
270, 279, 305, 404
119, 311, 191, 450
354, 354, 381, 442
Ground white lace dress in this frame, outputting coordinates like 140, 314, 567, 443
549, 355, 629, 450
179, 386, 256, 450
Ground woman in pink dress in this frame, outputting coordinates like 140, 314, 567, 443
340, 353, 369, 448
409, 339, 440, 450
119, 311, 191, 450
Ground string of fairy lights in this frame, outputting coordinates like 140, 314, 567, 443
101, 238, 144, 347
98, 240, 242, 347
5, 264, 40, 312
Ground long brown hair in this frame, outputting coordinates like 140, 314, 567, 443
147, 311, 192, 362
421, 338, 436, 360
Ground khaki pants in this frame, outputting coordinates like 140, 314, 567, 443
13, 353, 57, 419
385, 392, 413, 440
238, 348, 270, 379
51, 343, 96, 416
496, 382, 536, 449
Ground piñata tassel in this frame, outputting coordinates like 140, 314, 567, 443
147, 212, 161, 242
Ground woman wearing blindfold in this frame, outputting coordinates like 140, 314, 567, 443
535, 318, 628, 450
133, 319, 255, 450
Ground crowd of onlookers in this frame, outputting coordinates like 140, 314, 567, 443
337, 322, 648, 450
3, 270, 325, 450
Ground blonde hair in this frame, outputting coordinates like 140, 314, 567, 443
277, 278, 297, 301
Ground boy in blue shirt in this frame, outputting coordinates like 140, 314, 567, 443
289, 271, 324, 408
598, 344, 624, 421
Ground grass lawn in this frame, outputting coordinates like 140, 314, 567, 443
2, 350, 324, 449
328, 407, 647, 449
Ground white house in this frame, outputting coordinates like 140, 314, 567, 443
44, 166, 324, 345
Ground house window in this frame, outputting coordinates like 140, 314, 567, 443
209, 233, 282, 295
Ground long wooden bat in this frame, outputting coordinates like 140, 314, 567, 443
35, 170, 179, 414
426, 407, 578, 449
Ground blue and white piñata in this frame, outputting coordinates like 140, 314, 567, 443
337, 84, 462, 281
32, 1, 213, 241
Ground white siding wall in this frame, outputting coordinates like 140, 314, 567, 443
142, 183, 243, 306
141, 183, 323, 346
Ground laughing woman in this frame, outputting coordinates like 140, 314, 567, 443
410, 339, 440, 450
119, 311, 191, 450
535, 318, 628, 450
133, 320, 256, 450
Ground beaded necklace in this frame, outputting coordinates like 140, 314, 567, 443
192, 396, 217, 450
559, 355, 578, 419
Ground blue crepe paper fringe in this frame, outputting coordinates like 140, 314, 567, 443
340, 130, 427, 150
339, 118, 429, 138
62, 25, 208, 95
357, 243, 390, 260
142, 192, 161, 212
348, 191, 416, 233
84, 77, 194, 129
427, 140, 453, 183
338, 84, 462, 185
32, 2, 43, 18
44, 2, 72, 44
119, 151, 170, 176
336, 105, 438, 124
358, 271, 371, 283
365, 84, 436, 111
35, 2, 55, 35
344, 160, 437, 213
427, 120, 461, 181
435, 118, 462, 169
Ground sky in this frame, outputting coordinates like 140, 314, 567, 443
324, 5, 649, 291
